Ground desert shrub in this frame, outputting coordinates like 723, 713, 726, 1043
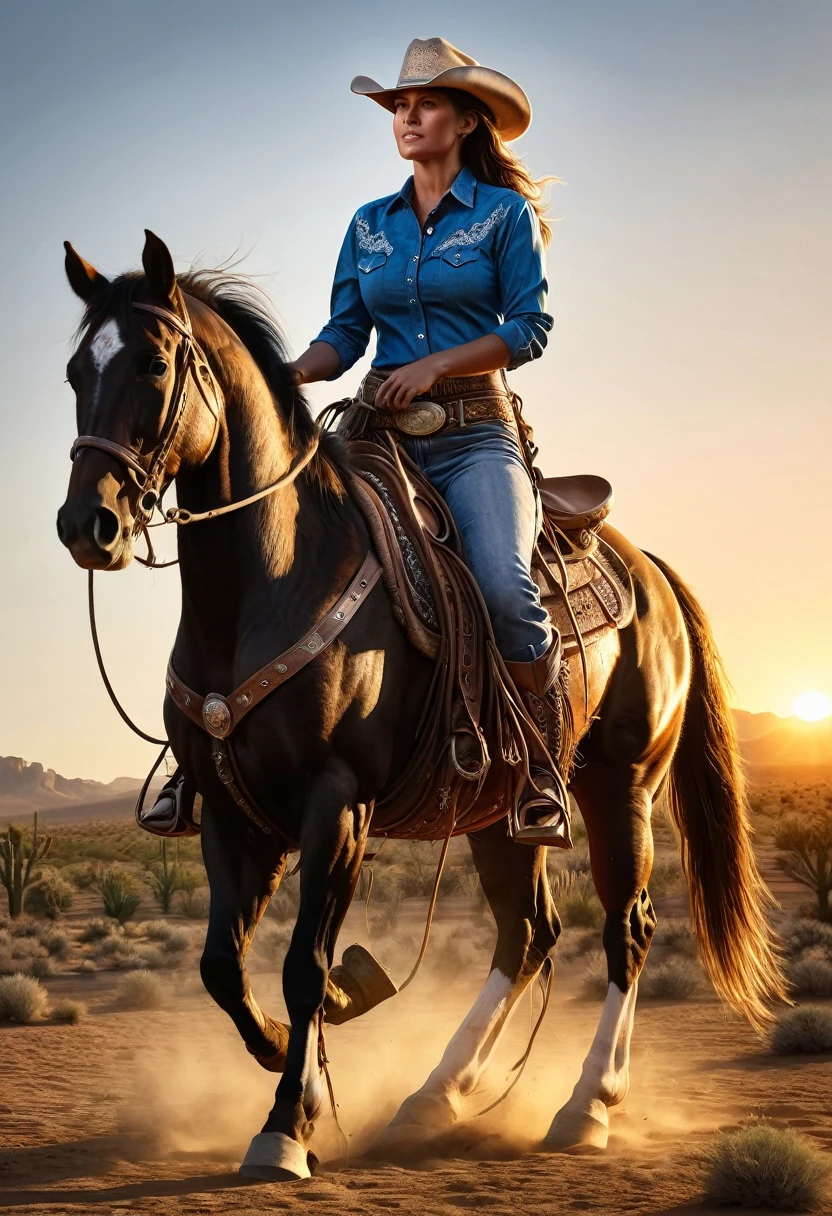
78, 918, 115, 943
115, 970, 165, 1011
786, 918, 832, 959
134, 945, 167, 970
703, 1125, 831, 1211
789, 952, 832, 998
251, 924, 291, 970
428, 932, 477, 977
0, 973, 48, 1023
77, 958, 96, 973
10, 918, 42, 939
143, 922, 189, 953
146, 841, 186, 913
64, 861, 101, 889
580, 951, 609, 999
774, 806, 832, 922
560, 928, 598, 961
265, 880, 299, 923
641, 958, 700, 1000
41, 928, 71, 960
179, 888, 209, 919
24, 867, 74, 919
551, 871, 604, 929
648, 857, 685, 895
92, 935, 144, 970
656, 917, 697, 954
0, 949, 17, 976
51, 998, 86, 1025
98, 867, 141, 923
27, 955, 55, 979
770, 1006, 832, 1055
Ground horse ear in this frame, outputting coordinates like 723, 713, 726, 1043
142, 230, 184, 314
64, 241, 109, 302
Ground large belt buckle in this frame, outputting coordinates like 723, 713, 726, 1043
394, 399, 447, 437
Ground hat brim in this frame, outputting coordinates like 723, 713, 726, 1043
350, 65, 531, 142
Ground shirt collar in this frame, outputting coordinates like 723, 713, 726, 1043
386, 165, 478, 214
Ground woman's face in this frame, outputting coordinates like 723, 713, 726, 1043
392, 88, 477, 162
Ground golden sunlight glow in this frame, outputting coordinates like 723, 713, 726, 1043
792, 691, 832, 722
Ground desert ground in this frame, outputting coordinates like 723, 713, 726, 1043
1, 788, 831, 1216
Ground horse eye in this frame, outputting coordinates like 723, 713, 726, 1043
137, 352, 168, 378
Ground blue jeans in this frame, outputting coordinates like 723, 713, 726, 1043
400, 422, 552, 663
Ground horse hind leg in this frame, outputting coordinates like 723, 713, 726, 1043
544, 769, 657, 1153
379, 819, 560, 1141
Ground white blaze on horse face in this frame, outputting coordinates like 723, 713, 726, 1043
89, 318, 125, 409
89, 318, 125, 373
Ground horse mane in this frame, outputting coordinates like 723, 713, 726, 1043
77, 268, 349, 498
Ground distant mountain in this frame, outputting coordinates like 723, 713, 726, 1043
731, 710, 832, 768
0, 755, 142, 816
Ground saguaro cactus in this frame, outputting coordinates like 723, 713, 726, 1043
0, 813, 54, 918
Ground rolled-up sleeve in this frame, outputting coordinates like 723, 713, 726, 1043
492, 200, 553, 369
310, 214, 374, 379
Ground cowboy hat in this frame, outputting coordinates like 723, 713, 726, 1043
351, 37, 531, 142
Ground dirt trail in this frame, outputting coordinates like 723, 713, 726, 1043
1, 945, 830, 1216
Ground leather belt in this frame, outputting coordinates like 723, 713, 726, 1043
359, 369, 517, 437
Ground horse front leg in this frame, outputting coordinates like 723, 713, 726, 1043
199, 799, 291, 1070
544, 767, 656, 1152
240, 759, 367, 1181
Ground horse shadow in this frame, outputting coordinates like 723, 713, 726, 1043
0, 1132, 255, 1208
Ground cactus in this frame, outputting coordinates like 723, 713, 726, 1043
0, 813, 54, 918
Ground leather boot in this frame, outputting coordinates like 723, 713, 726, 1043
138, 768, 198, 837
505, 634, 572, 849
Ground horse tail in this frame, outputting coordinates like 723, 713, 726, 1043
645, 552, 788, 1030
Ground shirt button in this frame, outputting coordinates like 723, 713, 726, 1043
426, 226, 434, 235
417, 333, 425, 340
412, 255, 419, 261
409, 298, 416, 304
407, 277, 413, 283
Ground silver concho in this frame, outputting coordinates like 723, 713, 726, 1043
202, 695, 232, 738
394, 401, 446, 436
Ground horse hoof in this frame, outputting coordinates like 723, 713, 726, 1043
389, 1091, 458, 1132
542, 1105, 609, 1154
239, 1132, 313, 1181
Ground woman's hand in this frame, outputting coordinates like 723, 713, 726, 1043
374, 354, 447, 412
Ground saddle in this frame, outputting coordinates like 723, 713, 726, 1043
347, 432, 633, 840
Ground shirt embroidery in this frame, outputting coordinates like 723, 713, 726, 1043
355, 215, 393, 256
433, 203, 509, 255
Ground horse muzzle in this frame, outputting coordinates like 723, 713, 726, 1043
56, 497, 135, 570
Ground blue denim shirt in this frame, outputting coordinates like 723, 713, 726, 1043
311, 165, 553, 379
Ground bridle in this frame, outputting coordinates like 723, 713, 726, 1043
69, 300, 319, 554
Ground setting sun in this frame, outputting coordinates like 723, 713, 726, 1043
792, 690, 832, 722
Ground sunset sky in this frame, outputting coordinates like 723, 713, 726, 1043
0, 0, 830, 781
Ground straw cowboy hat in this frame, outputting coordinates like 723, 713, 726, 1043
351, 37, 531, 141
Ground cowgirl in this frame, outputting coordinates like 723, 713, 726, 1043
289, 38, 570, 846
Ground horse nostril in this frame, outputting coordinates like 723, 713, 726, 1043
56, 514, 69, 546
93, 507, 120, 550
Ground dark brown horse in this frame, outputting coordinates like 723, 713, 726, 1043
58, 232, 786, 1181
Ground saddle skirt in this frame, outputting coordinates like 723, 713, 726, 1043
347, 433, 634, 840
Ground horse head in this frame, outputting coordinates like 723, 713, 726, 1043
57, 231, 220, 570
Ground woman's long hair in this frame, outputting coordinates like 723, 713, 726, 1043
441, 88, 558, 247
